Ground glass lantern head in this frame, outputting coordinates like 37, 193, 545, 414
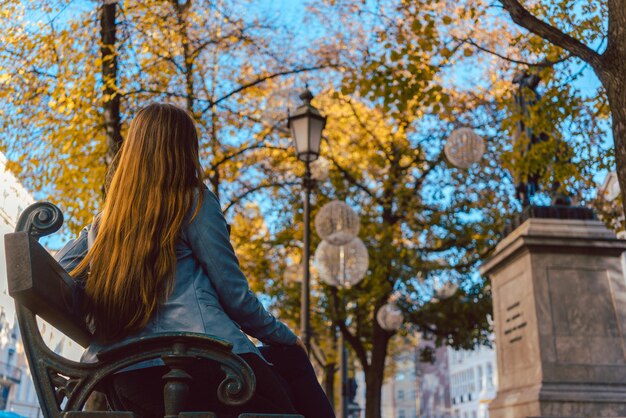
287, 89, 326, 162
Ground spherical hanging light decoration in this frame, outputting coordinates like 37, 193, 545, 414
444, 127, 485, 169
376, 303, 403, 331
314, 238, 369, 287
314, 200, 360, 246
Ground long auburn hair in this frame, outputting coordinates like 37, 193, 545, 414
72, 103, 205, 340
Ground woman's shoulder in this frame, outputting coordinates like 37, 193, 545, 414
192, 185, 220, 214
184, 186, 224, 230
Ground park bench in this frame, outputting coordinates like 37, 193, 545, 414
4, 202, 303, 418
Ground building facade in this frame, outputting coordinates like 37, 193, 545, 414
0, 153, 82, 417
381, 347, 420, 418
416, 343, 451, 418
448, 344, 497, 418
0, 153, 38, 416
369, 335, 497, 418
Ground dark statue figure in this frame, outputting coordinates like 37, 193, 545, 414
501, 70, 594, 235
512, 71, 572, 207
512, 71, 546, 207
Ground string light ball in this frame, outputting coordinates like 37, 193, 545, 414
314, 200, 360, 246
376, 303, 404, 331
314, 238, 369, 287
444, 127, 485, 169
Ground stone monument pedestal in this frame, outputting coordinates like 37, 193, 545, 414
480, 216, 626, 417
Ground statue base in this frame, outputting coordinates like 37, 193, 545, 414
481, 215, 626, 418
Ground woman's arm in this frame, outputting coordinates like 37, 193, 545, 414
186, 188, 298, 346
55, 226, 89, 273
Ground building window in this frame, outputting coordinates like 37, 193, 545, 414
398, 409, 406, 418
397, 389, 405, 400
487, 363, 494, 389
478, 365, 484, 391
0, 383, 9, 410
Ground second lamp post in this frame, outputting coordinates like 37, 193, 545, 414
287, 88, 327, 353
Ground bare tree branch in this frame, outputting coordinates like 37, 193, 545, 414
326, 153, 378, 200
500, 0, 603, 69
462, 37, 572, 67
310, 339, 329, 367
214, 143, 289, 168
223, 181, 299, 213
200, 64, 333, 114
344, 97, 393, 160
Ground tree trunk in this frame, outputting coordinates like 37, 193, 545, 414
363, 353, 385, 418
362, 326, 390, 418
100, 1, 122, 194
324, 361, 336, 408
172, 0, 194, 113
604, 77, 626, 217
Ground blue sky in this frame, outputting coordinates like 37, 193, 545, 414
15, 0, 613, 217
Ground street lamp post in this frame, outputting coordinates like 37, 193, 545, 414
288, 88, 326, 353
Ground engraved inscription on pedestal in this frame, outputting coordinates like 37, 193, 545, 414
504, 301, 527, 345
498, 274, 534, 375
547, 267, 626, 366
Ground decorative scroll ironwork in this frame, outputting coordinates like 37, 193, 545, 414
15, 202, 63, 240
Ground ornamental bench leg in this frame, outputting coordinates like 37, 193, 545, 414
237, 415, 305, 417
163, 365, 192, 417
162, 354, 194, 418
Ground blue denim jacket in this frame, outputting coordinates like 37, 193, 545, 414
55, 188, 297, 365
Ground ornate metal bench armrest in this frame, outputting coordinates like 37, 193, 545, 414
96, 332, 255, 405
57, 332, 255, 414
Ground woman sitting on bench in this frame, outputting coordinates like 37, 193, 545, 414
56, 103, 335, 418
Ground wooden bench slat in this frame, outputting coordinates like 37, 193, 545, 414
4, 232, 93, 347
62, 412, 137, 417
96, 332, 233, 363
237, 415, 305, 417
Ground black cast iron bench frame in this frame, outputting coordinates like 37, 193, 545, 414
4, 202, 302, 418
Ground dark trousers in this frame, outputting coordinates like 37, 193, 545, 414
111, 345, 335, 418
